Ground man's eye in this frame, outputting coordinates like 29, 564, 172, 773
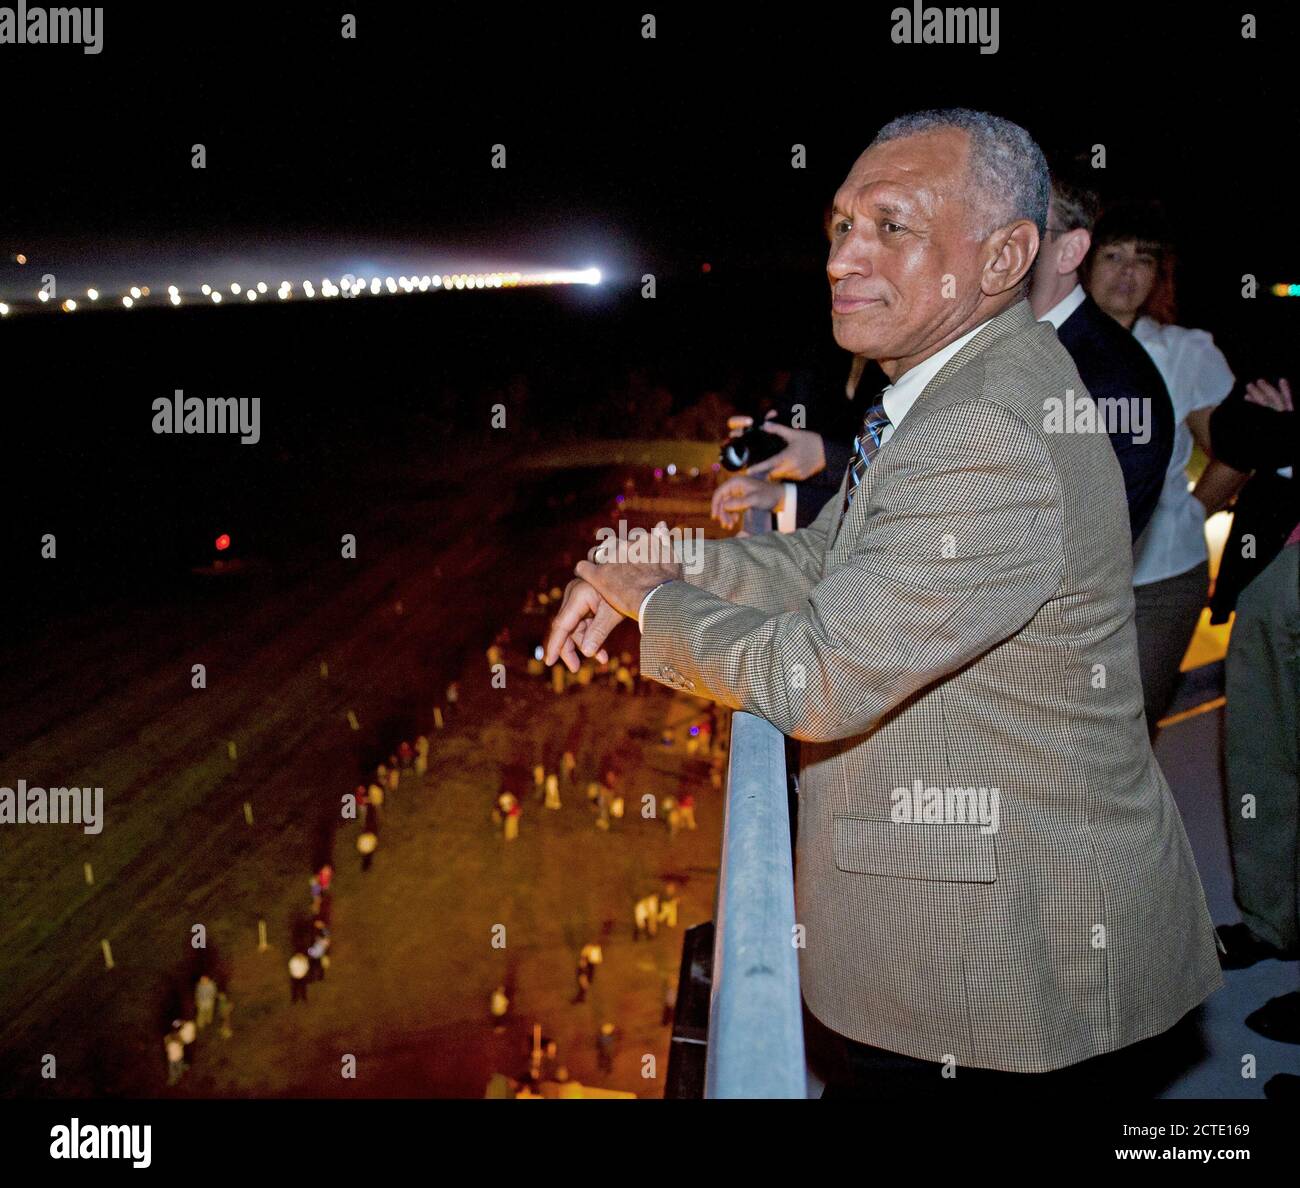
833, 218, 852, 236
882, 222, 905, 235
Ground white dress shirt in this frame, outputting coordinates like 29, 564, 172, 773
1038, 282, 1087, 331
638, 316, 993, 628
1130, 317, 1235, 585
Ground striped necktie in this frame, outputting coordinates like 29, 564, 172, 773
839, 398, 892, 525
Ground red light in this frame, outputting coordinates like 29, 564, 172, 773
215, 534, 231, 552
701, 262, 712, 273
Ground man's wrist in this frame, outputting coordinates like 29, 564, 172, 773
637, 579, 677, 632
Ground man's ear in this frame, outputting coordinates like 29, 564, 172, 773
984, 219, 1038, 297
1060, 228, 1091, 275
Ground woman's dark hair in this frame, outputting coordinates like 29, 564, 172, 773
1090, 198, 1175, 260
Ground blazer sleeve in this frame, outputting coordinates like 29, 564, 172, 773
681, 486, 841, 615
642, 401, 1065, 741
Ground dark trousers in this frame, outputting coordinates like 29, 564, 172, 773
1225, 544, 1300, 951
1134, 560, 1209, 737
810, 1006, 1202, 1100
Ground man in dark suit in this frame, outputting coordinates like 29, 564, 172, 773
1207, 378, 1300, 970
1028, 172, 1174, 539
711, 350, 885, 532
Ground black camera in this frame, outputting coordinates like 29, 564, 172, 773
720, 424, 786, 472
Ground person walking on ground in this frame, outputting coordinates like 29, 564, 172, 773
490, 985, 510, 1032
678, 792, 697, 831
289, 953, 310, 1002
544, 773, 562, 811
358, 819, 379, 872
217, 990, 234, 1039
497, 791, 520, 841
573, 943, 603, 1003
194, 974, 217, 1030
165, 1030, 187, 1085
658, 883, 680, 929
415, 735, 430, 777
634, 893, 660, 941
307, 920, 331, 981
597, 1022, 618, 1075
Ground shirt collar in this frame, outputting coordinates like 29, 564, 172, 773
879, 317, 991, 432
1037, 282, 1086, 330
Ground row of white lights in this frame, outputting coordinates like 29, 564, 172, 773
0, 268, 602, 315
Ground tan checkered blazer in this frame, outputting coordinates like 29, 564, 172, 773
640, 298, 1223, 1073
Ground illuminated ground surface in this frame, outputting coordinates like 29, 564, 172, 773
0, 457, 723, 1098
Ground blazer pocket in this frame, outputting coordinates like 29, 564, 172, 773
833, 815, 997, 883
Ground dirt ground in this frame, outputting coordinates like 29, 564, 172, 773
0, 455, 725, 1098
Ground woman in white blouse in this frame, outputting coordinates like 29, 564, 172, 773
1086, 202, 1247, 738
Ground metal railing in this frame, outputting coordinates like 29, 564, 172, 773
703, 708, 805, 1097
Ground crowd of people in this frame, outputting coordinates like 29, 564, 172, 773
485, 579, 725, 1094
160, 543, 721, 1093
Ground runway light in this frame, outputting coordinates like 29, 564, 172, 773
201, 283, 212, 295
170, 293, 181, 306
86, 288, 99, 300
215, 533, 231, 552
15, 253, 26, 264
0, 303, 8, 315
61, 298, 76, 311
256, 281, 267, 294
122, 296, 134, 307
211, 291, 222, 304
230, 282, 241, 294
37, 290, 49, 302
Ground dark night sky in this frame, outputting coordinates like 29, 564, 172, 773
4, 3, 1298, 286
2, 2, 1298, 612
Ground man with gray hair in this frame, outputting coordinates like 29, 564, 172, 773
547, 107, 1222, 1096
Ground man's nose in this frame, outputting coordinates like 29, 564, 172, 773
828, 238, 869, 280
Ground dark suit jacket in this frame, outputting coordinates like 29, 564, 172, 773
1208, 385, 1299, 622
1055, 294, 1175, 540
769, 353, 886, 528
